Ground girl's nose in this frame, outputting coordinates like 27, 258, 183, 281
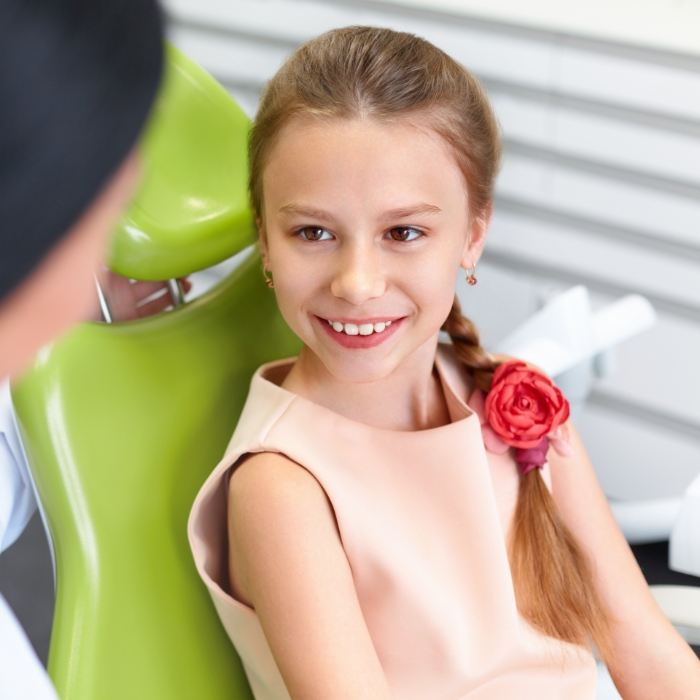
330, 246, 386, 305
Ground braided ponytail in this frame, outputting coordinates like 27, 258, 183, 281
442, 294, 615, 663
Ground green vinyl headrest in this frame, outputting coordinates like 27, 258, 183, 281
107, 42, 255, 280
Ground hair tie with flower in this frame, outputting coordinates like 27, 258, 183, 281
470, 360, 574, 476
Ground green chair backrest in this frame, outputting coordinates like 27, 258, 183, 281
10, 43, 301, 700
109, 42, 256, 280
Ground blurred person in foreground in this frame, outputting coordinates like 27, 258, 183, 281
0, 1, 166, 697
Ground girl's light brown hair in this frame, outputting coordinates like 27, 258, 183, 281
248, 24, 616, 664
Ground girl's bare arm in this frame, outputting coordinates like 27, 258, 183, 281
548, 418, 700, 698
228, 452, 394, 700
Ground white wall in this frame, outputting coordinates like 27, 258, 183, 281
164, 0, 700, 501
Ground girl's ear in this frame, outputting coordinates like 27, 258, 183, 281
461, 201, 492, 269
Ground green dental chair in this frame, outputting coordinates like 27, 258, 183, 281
10, 43, 301, 699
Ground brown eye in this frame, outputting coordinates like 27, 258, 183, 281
296, 226, 331, 242
389, 226, 423, 242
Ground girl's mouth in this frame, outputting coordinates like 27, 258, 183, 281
314, 314, 406, 349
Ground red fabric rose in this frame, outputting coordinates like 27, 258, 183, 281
484, 360, 570, 449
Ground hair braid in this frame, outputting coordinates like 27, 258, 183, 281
440, 293, 498, 393
442, 292, 616, 663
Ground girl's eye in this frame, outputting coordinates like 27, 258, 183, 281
388, 226, 424, 243
294, 226, 333, 242
293, 226, 425, 243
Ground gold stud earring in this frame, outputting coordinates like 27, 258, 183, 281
262, 267, 275, 289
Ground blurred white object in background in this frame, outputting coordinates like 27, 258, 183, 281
611, 497, 685, 546
494, 284, 656, 404
671, 472, 700, 578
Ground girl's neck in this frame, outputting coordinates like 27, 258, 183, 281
279, 340, 452, 432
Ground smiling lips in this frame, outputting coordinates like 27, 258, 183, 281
316, 314, 406, 347
326, 318, 393, 336
320, 315, 404, 325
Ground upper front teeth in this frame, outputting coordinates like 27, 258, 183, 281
327, 319, 393, 335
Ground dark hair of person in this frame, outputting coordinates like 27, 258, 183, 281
0, 0, 165, 299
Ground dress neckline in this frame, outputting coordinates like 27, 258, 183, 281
252, 342, 481, 437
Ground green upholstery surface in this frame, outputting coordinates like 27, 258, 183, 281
10, 43, 302, 699
108, 42, 256, 280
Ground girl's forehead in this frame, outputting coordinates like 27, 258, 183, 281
271, 114, 447, 154
263, 116, 466, 198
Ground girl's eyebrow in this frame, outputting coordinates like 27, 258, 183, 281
278, 202, 442, 221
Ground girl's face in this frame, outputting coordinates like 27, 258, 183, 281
258, 116, 490, 380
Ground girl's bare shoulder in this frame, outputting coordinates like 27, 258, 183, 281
226, 451, 393, 698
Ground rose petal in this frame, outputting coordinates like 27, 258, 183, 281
489, 411, 515, 441
468, 388, 512, 454
500, 383, 516, 404
510, 433, 548, 449
483, 386, 497, 415
482, 424, 511, 454
492, 361, 525, 385
532, 377, 558, 402
519, 424, 548, 441
503, 372, 525, 387
549, 436, 573, 457
547, 423, 574, 457
506, 413, 535, 429
514, 436, 549, 471
552, 400, 570, 427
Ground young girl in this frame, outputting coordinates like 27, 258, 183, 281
188, 25, 700, 699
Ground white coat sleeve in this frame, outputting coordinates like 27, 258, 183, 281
0, 378, 58, 700
0, 377, 37, 552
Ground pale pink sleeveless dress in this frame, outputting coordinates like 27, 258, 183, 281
187, 341, 598, 699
